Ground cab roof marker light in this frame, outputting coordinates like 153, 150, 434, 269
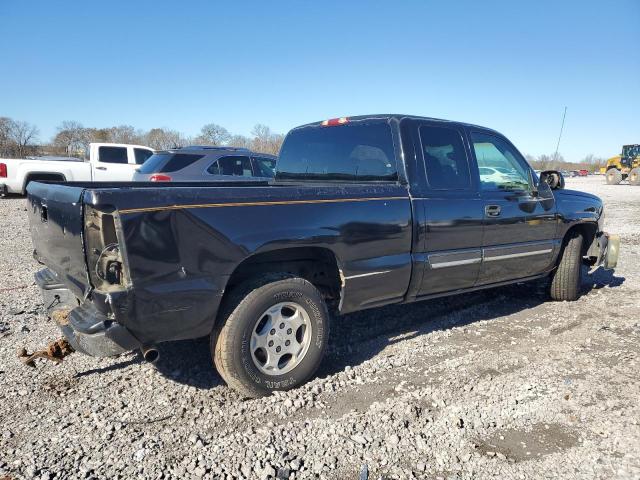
321, 117, 349, 127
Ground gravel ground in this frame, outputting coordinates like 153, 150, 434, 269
1, 176, 639, 480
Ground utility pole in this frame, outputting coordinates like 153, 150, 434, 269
554, 106, 567, 161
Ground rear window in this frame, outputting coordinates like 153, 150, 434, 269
134, 148, 154, 165
276, 122, 397, 181
137, 153, 204, 173
99, 146, 128, 164
252, 156, 276, 177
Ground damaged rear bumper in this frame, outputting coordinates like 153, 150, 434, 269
35, 268, 141, 357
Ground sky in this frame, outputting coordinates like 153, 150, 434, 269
1, 0, 638, 161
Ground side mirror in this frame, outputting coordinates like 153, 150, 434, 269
539, 170, 565, 190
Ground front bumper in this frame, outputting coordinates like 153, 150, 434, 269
593, 232, 620, 270
35, 268, 141, 357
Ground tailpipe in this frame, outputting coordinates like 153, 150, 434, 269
141, 346, 159, 363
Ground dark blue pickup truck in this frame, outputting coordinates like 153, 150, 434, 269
27, 115, 619, 397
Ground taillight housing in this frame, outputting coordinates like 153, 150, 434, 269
0, 163, 7, 178
84, 205, 128, 289
321, 117, 349, 127
149, 174, 172, 182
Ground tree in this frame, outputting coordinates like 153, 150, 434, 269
227, 134, 251, 149
107, 125, 142, 144
53, 120, 89, 156
195, 123, 230, 146
4, 118, 39, 158
144, 128, 189, 150
250, 124, 284, 155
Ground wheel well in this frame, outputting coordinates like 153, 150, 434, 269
23, 173, 66, 193
224, 247, 343, 307
563, 223, 598, 258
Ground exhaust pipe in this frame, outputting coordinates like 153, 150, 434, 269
141, 346, 159, 363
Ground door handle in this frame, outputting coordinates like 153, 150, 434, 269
95, 166, 107, 171
485, 205, 501, 217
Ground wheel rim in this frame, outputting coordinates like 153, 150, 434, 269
250, 302, 312, 376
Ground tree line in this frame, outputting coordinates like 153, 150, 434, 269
2, 115, 611, 171
0, 116, 284, 158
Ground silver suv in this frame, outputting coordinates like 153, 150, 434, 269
133, 146, 276, 182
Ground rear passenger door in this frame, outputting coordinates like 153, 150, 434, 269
469, 130, 558, 284
411, 121, 485, 297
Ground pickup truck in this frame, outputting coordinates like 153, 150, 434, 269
1, 143, 154, 195
26, 115, 619, 397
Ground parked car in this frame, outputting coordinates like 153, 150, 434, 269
133, 147, 276, 182
0, 143, 154, 195
27, 114, 619, 397
578, 169, 589, 176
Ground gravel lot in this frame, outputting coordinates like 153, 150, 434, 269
1, 176, 639, 480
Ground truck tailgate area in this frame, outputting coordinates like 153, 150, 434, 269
27, 182, 89, 299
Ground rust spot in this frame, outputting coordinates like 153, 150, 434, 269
18, 337, 74, 367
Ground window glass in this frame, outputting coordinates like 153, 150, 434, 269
137, 153, 204, 173
134, 148, 154, 165
98, 146, 128, 164
207, 156, 253, 176
252, 156, 276, 178
419, 126, 471, 189
471, 132, 530, 191
276, 122, 397, 181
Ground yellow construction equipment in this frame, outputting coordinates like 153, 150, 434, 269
601, 144, 640, 185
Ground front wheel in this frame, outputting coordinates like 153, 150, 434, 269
629, 167, 640, 186
549, 231, 583, 301
212, 275, 329, 398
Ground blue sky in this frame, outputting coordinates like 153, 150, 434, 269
1, 0, 638, 161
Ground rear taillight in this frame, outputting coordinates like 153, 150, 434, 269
149, 174, 172, 181
0, 163, 7, 178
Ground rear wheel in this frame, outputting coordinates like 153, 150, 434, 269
549, 231, 583, 301
629, 167, 640, 186
212, 274, 329, 398
605, 168, 622, 185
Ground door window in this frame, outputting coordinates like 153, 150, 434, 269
252, 156, 276, 177
471, 133, 530, 191
134, 148, 154, 165
419, 126, 471, 190
207, 156, 253, 176
98, 146, 128, 164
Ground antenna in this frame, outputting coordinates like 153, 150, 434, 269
554, 106, 567, 161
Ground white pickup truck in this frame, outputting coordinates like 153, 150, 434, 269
0, 143, 154, 195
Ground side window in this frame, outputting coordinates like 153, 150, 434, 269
98, 146, 128, 164
419, 126, 471, 190
470, 132, 530, 191
134, 148, 154, 165
207, 156, 252, 176
252, 156, 276, 178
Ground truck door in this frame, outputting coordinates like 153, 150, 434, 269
92, 145, 137, 181
469, 130, 558, 284
408, 121, 485, 297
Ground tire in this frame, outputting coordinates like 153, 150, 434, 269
212, 274, 329, 398
605, 168, 622, 185
549, 231, 584, 301
629, 167, 640, 186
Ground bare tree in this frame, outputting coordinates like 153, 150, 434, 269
53, 121, 89, 156
6, 119, 40, 158
144, 128, 189, 150
0, 117, 12, 156
227, 134, 252, 149
107, 125, 143, 144
250, 124, 283, 155
195, 123, 231, 146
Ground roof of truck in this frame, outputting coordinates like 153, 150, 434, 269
293, 114, 502, 135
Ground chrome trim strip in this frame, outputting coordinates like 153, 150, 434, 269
344, 270, 392, 280
483, 248, 553, 261
430, 258, 482, 269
